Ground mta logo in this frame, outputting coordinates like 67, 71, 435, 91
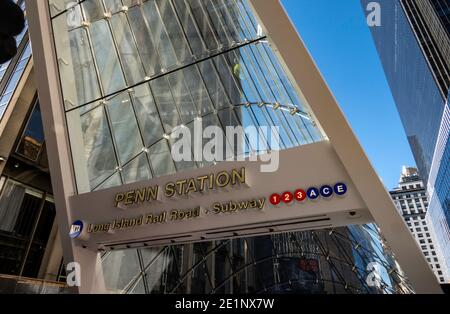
69, 220, 83, 239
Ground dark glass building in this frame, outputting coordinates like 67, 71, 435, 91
362, 0, 450, 281
401, 0, 450, 99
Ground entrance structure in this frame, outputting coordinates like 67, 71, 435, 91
25, 0, 441, 293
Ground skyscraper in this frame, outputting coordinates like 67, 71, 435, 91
362, 0, 450, 281
401, 0, 450, 99
390, 167, 448, 283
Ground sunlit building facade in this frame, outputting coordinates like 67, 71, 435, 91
390, 167, 448, 283
362, 0, 450, 281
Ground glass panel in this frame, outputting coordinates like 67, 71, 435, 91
110, 13, 146, 85
52, 15, 101, 108
106, 92, 143, 165
80, 106, 118, 189
95, 172, 122, 191
122, 154, 152, 184
172, 0, 208, 57
0, 181, 27, 233
16, 102, 45, 161
198, 60, 230, 109
122, 0, 142, 7
214, 54, 245, 105
149, 140, 176, 177
10, 193, 42, 238
102, 249, 141, 293
142, 0, 178, 70
49, 0, 81, 17
0, 40, 32, 121
156, 0, 193, 64
150, 77, 181, 133
89, 19, 127, 95
127, 5, 162, 77
203, 0, 237, 45
0, 107, 7, 121
181, 66, 214, 115
140, 247, 162, 267
145, 248, 171, 293
131, 84, 164, 147
166, 71, 197, 124
186, 0, 220, 51
103, 0, 123, 14
82, 0, 105, 22
22, 201, 56, 278
129, 276, 146, 294
0, 181, 49, 277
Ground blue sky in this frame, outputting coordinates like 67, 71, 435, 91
281, 0, 416, 190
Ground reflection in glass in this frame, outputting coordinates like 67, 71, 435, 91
17, 101, 45, 161
131, 84, 164, 147
89, 19, 126, 95
80, 106, 118, 189
122, 154, 152, 185
127, 5, 162, 77
100, 224, 413, 294
81, 0, 105, 22
53, 21, 101, 108
106, 92, 143, 165
102, 249, 140, 292
142, 0, 178, 70
149, 140, 176, 177
110, 13, 146, 86
150, 78, 181, 134
53, 0, 323, 193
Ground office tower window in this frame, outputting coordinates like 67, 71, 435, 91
16, 100, 46, 162
0, 178, 55, 277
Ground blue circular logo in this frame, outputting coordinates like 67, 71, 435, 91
69, 220, 83, 239
334, 183, 348, 196
307, 187, 320, 200
320, 185, 333, 198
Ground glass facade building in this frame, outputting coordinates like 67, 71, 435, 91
400, 0, 450, 99
0, 0, 30, 121
427, 95, 450, 281
12, 0, 418, 294
101, 224, 412, 294
50, 0, 323, 194
362, 0, 450, 281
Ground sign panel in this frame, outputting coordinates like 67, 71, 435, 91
70, 141, 372, 250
